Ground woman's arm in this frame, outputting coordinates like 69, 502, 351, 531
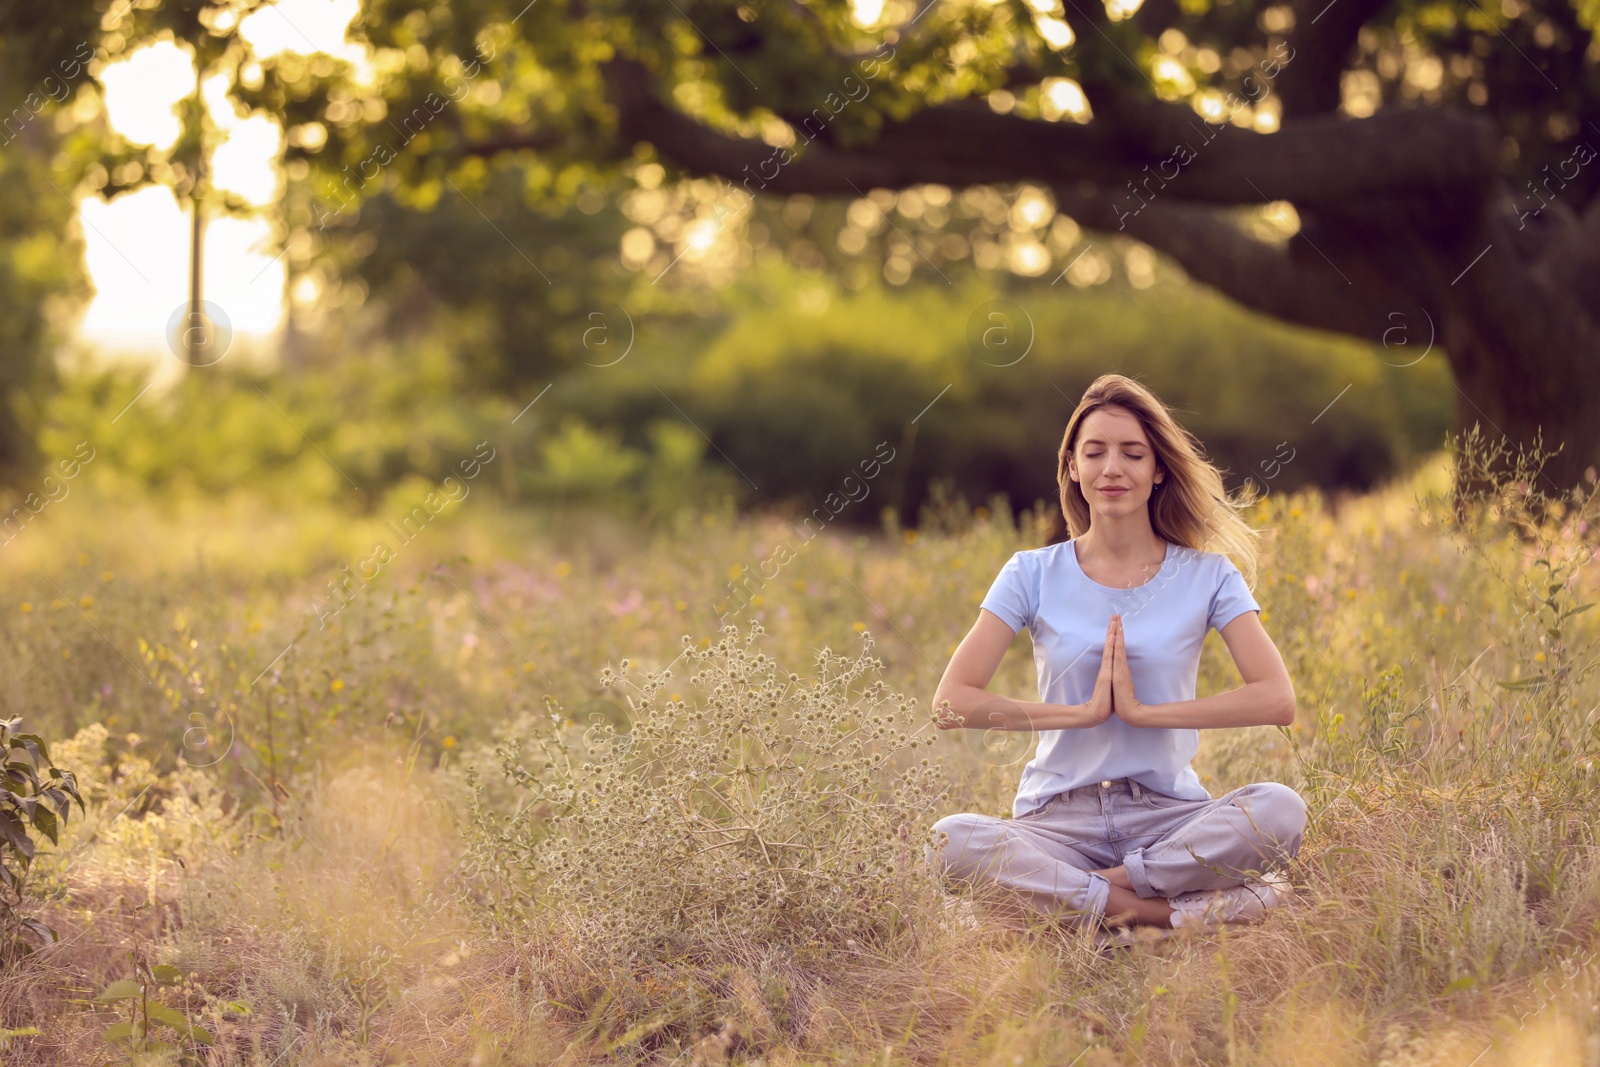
933, 609, 1111, 731
1114, 610, 1296, 729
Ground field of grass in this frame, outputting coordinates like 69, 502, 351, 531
1, 442, 1598, 1066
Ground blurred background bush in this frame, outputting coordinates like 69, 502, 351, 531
43, 258, 1451, 529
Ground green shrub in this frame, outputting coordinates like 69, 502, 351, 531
0, 716, 84, 964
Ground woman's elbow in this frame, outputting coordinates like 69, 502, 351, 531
1274, 682, 1297, 727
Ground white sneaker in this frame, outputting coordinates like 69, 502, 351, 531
939, 895, 983, 932
1167, 871, 1294, 930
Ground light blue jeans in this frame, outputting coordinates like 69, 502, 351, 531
925, 777, 1308, 929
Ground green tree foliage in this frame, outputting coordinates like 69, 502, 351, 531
0, 6, 101, 489
246, 0, 1600, 488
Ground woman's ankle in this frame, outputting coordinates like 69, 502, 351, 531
1101, 883, 1175, 927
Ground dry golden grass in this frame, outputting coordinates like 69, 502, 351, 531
1, 443, 1599, 1064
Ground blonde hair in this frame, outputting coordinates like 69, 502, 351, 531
1056, 373, 1261, 586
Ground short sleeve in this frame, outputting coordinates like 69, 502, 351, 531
1208, 555, 1261, 634
980, 551, 1038, 635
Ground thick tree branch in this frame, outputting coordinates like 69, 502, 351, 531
1049, 181, 1382, 341
598, 57, 1499, 207
461, 131, 567, 157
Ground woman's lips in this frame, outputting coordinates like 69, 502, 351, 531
1098, 486, 1129, 496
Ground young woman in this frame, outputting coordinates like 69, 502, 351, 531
926, 373, 1308, 935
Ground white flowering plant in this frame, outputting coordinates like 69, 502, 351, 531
464, 622, 951, 956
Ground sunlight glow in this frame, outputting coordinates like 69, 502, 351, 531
238, 0, 363, 62
98, 41, 193, 150
1040, 77, 1092, 123
80, 0, 361, 364
849, 0, 887, 28
78, 187, 285, 375
685, 219, 719, 254
1035, 16, 1075, 50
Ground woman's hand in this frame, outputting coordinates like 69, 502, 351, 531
1082, 615, 1116, 726
1109, 614, 1147, 725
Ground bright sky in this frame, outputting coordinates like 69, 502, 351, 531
79, 0, 361, 371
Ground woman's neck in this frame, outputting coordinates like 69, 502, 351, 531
1075, 515, 1165, 564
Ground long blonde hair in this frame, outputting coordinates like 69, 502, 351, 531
1057, 373, 1261, 586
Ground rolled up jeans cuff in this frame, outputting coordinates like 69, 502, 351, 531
1084, 870, 1113, 918
1123, 847, 1156, 899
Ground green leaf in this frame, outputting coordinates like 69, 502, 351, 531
101, 1021, 135, 1044
150, 964, 185, 985
1443, 976, 1477, 993
11, 736, 44, 768
93, 979, 144, 1004
0, 811, 34, 859
146, 1002, 213, 1043
29, 806, 57, 846
19, 918, 55, 944
1496, 675, 1549, 690
42, 788, 71, 820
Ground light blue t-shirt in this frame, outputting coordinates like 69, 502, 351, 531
978, 537, 1261, 818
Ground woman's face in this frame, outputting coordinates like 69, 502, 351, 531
1067, 405, 1164, 517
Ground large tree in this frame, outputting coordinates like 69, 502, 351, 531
252, 0, 1595, 488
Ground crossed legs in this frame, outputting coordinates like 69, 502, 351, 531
1094, 863, 1176, 927
926, 782, 1308, 932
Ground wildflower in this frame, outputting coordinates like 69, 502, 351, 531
331, 678, 345, 692
443, 736, 457, 748
18, 602, 30, 613
78, 596, 93, 609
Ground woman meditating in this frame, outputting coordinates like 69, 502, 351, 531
926, 373, 1308, 936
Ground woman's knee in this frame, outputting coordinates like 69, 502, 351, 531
1243, 782, 1307, 857
925, 812, 1005, 878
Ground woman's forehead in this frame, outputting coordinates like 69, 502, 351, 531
1079, 406, 1149, 444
